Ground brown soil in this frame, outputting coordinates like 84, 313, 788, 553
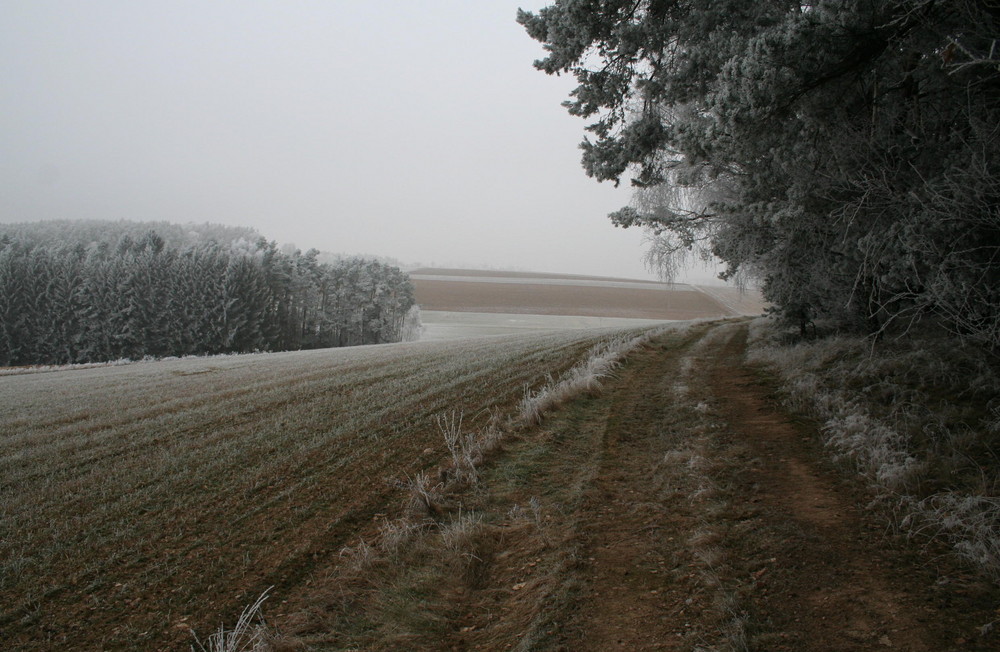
2, 336, 603, 651
409, 268, 668, 284
276, 321, 999, 650
412, 278, 730, 320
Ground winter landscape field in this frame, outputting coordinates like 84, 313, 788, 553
1, 325, 666, 649
5, 0, 1000, 648
3, 282, 999, 649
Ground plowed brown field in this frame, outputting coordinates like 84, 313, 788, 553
0, 329, 648, 651
410, 268, 736, 320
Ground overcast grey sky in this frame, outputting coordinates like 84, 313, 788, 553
0, 1, 720, 281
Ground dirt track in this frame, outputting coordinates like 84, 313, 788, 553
553, 322, 997, 650
289, 321, 998, 650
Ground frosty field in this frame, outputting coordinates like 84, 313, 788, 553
418, 310, 672, 340
409, 268, 740, 321
0, 328, 657, 650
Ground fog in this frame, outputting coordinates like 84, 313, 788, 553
0, 1, 722, 282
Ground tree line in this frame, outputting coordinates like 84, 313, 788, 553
520, 0, 1000, 345
0, 222, 419, 366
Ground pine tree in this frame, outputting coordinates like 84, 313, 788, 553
521, 0, 1000, 344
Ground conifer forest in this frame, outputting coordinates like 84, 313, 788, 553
0, 220, 417, 365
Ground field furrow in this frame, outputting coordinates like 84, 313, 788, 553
0, 329, 653, 650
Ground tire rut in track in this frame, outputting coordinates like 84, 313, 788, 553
554, 335, 709, 650
445, 326, 728, 650
693, 322, 941, 651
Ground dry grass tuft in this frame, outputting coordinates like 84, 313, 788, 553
438, 509, 494, 586
191, 588, 274, 652
902, 495, 1000, 574
377, 517, 431, 558
437, 411, 481, 485
399, 471, 444, 518
338, 538, 377, 574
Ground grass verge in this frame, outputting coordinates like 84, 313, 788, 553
746, 317, 1000, 582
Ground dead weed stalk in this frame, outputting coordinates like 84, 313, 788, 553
190, 587, 274, 652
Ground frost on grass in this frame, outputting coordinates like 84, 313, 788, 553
397, 470, 444, 518
747, 317, 1000, 580
518, 325, 677, 425
902, 495, 1000, 576
191, 587, 273, 652
437, 411, 480, 485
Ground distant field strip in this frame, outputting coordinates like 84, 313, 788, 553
408, 267, 659, 283
0, 329, 658, 650
412, 275, 729, 320
410, 273, 687, 291
694, 284, 769, 316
